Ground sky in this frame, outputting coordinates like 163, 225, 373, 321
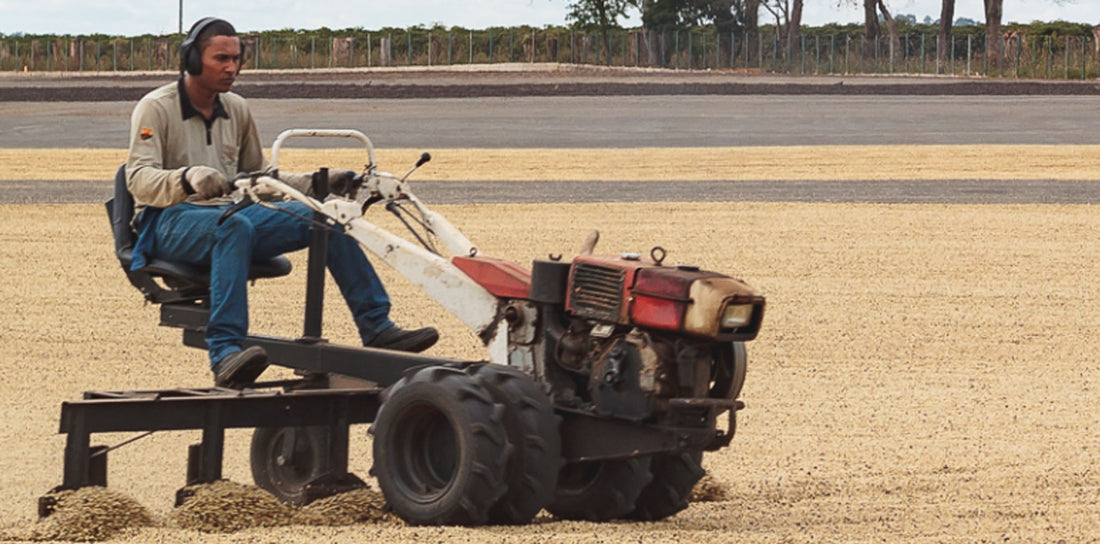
0, 0, 1097, 37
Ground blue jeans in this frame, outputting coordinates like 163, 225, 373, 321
151, 201, 393, 366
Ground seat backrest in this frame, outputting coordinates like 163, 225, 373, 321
108, 164, 136, 263
106, 164, 293, 305
106, 164, 209, 304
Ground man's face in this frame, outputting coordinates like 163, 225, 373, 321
197, 35, 241, 93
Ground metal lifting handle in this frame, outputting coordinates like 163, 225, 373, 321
270, 129, 376, 171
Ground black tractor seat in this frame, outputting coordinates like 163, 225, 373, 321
108, 164, 292, 304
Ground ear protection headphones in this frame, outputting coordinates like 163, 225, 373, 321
180, 17, 241, 76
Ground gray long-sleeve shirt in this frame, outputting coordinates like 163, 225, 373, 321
125, 78, 310, 218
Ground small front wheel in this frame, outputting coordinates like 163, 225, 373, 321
250, 425, 330, 505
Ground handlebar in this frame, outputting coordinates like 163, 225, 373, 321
270, 129, 375, 171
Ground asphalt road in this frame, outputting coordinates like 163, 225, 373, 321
3, 95, 1100, 149
6, 178, 1096, 206
1, 87, 1097, 204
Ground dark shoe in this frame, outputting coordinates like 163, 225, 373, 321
212, 346, 269, 388
366, 326, 439, 353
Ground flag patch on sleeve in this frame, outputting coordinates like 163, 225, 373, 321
140, 128, 153, 140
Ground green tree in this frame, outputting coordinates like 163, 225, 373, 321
638, 0, 756, 63
937, 0, 954, 73
984, 0, 1002, 70
761, 0, 804, 60
566, 0, 635, 62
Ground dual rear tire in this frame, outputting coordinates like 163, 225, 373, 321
251, 362, 710, 525
370, 363, 563, 526
368, 365, 511, 525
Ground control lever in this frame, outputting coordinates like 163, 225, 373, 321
400, 152, 432, 181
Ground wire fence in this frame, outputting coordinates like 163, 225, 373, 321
2, 28, 1097, 79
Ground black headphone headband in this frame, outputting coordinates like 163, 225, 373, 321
180, 17, 232, 76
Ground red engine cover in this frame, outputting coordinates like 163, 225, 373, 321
630, 267, 696, 331
566, 255, 723, 332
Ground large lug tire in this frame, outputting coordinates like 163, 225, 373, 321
547, 457, 653, 521
464, 363, 562, 525
626, 450, 705, 521
370, 365, 510, 526
250, 425, 331, 505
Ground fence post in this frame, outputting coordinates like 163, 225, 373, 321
1012, 35, 1018, 78
801, 35, 806, 74
906, 34, 915, 73
947, 35, 953, 74
674, 31, 679, 69
731, 31, 736, 69
489, 29, 494, 63
1064, 35, 1069, 79
869, 36, 876, 72
999, 35, 1005, 77
689, 32, 694, 69
758, 30, 764, 69
830, 34, 835, 74
469, 31, 472, 64
717, 30, 720, 69
1082, 35, 1087, 80
702, 32, 706, 69
915, 33, 924, 74
407, 31, 412, 66
773, 31, 779, 71
743, 31, 749, 70
1047, 35, 1056, 78
509, 29, 514, 62
621, 29, 626, 66
449, 32, 453, 65
966, 34, 971, 75
986, 34, 992, 75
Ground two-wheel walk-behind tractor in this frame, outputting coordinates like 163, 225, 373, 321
43, 129, 765, 526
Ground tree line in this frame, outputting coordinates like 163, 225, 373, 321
565, 0, 1092, 72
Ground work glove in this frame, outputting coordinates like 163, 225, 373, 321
326, 169, 362, 197
183, 166, 230, 200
